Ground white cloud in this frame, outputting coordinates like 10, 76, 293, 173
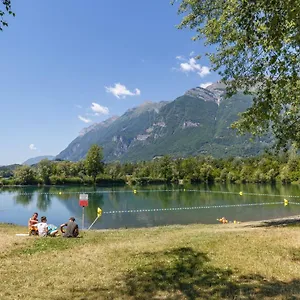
105, 83, 141, 99
78, 115, 92, 123
179, 58, 210, 78
29, 144, 37, 151
200, 82, 213, 89
91, 102, 109, 115
175, 56, 210, 78
75, 104, 82, 109
189, 51, 195, 57
180, 62, 194, 72
198, 66, 210, 78
176, 55, 185, 61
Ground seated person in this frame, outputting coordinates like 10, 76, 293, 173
28, 212, 39, 235
47, 224, 59, 237
37, 216, 48, 237
37, 216, 59, 237
60, 217, 79, 238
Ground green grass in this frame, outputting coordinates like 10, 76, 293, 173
18, 236, 87, 255
1, 223, 300, 299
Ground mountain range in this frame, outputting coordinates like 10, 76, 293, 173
23, 155, 55, 166
56, 83, 270, 162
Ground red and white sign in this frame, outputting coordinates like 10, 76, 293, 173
79, 193, 89, 207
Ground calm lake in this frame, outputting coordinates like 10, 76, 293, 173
1, 183, 300, 230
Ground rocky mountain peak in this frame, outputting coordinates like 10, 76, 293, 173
184, 86, 219, 103
126, 101, 169, 116
79, 116, 119, 136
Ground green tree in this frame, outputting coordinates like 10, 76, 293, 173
107, 161, 122, 180
219, 168, 228, 182
174, 0, 300, 148
37, 159, 53, 184
159, 156, 173, 181
181, 157, 197, 179
85, 145, 104, 183
199, 163, 214, 182
1, 0, 14, 31
14, 165, 36, 185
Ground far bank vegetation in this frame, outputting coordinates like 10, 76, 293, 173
2, 146, 300, 186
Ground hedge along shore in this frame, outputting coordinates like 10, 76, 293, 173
1, 220, 300, 300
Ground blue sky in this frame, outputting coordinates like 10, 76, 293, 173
0, 0, 218, 165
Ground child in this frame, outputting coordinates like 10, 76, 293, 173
37, 216, 48, 237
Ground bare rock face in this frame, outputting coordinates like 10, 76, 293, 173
182, 121, 201, 129
185, 82, 227, 105
136, 134, 151, 141
79, 123, 99, 136
79, 116, 119, 136
184, 87, 218, 103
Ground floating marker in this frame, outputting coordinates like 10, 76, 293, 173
239, 191, 243, 196
59, 192, 62, 195
97, 207, 102, 217
133, 190, 137, 194
284, 199, 289, 206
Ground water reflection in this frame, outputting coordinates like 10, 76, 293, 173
1, 183, 300, 229
14, 189, 34, 206
37, 191, 52, 211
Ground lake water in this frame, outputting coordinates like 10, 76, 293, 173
1, 183, 300, 230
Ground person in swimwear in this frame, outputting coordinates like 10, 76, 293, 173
28, 212, 39, 235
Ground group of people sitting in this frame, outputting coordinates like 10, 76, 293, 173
28, 212, 79, 238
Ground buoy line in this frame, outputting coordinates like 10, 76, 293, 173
101, 201, 286, 215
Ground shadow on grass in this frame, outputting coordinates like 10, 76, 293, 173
62, 247, 300, 299
251, 217, 300, 228
122, 247, 300, 300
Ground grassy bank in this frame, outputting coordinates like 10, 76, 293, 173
1, 223, 300, 299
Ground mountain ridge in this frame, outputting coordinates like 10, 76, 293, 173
56, 84, 269, 162
23, 155, 55, 166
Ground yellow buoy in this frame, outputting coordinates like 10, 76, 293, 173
59, 192, 62, 195
284, 199, 289, 206
239, 191, 243, 196
183, 189, 186, 192
133, 190, 137, 194
97, 207, 102, 217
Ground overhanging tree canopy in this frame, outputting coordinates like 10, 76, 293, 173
174, 0, 300, 149
0, 0, 14, 31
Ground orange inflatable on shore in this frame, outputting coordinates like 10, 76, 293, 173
217, 217, 228, 224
